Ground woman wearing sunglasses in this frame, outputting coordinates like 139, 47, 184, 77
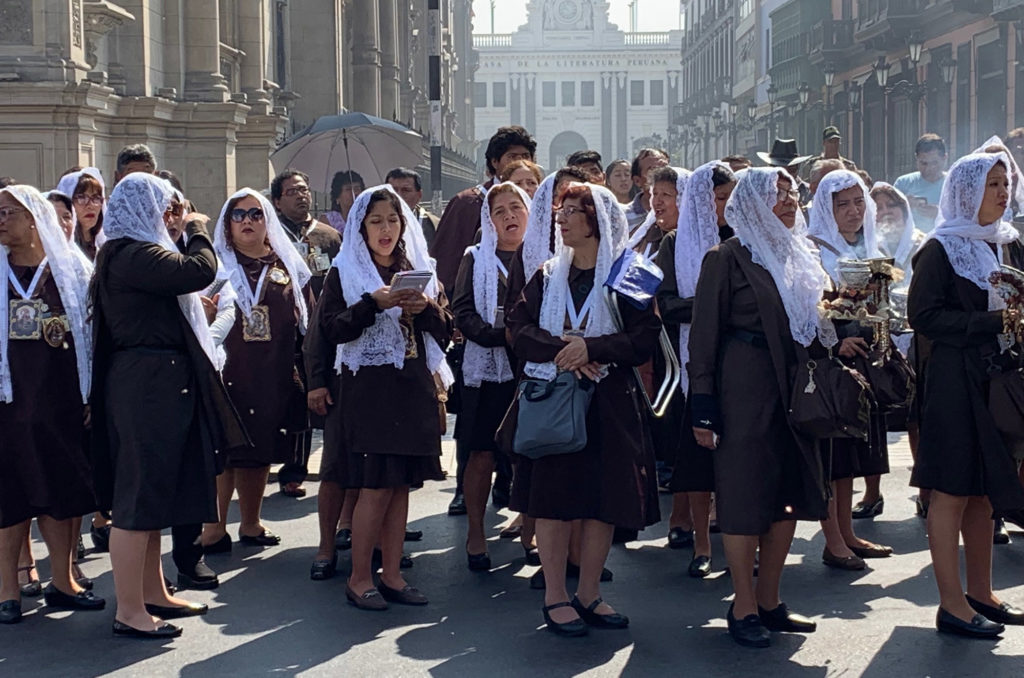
199, 190, 312, 554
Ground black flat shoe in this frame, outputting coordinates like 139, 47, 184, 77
822, 547, 866, 571
565, 561, 613, 582
144, 601, 208, 619
447, 492, 467, 516
524, 547, 541, 567
378, 582, 428, 605
18, 565, 41, 597
936, 608, 1004, 638
851, 496, 884, 519
758, 603, 817, 633
688, 554, 712, 578
43, 584, 105, 611
727, 603, 771, 648
849, 543, 893, 559
177, 560, 218, 591
310, 554, 338, 581
0, 600, 22, 624
335, 528, 352, 551
571, 596, 629, 629
542, 602, 588, 637
467, 551, 491, 572
90, 524, 111, 553
667, 527, 694, 550
163, 577, 177, 595
994, 519, 1011, 545
404, 529, 423, 542
966, 596, 1024, 626
239, 529, 280, 547
112, 619, 182, 639
202, 534, 232, 555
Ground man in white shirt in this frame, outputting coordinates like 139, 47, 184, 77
893, 133, 948, 232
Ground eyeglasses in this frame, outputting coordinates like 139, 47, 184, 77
554, 206, 585, 218
284, 186, 311, 197
165, 203, 184, 217
0, 206, 27, 222
72, 194, 104, 207
776, 189, 800, 203
230, 207, 265, 223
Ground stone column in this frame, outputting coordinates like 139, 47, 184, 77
183, 0, 229, 102
601, 72, 613, 162
350, 0, 381, 116
379, 0, 400, 120
511, 74, 522, 126
524, 74, 537, 136
236, 0, 271, 111
616, 72, 628, 158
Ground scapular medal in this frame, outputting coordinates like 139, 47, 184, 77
242, 305, 272, 342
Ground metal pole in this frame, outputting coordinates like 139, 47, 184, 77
429, 0, 443, 216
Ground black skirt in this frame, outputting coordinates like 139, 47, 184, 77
828, 409, 890, 480
454, 380, 516, 452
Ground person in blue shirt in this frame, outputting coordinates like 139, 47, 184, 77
893, 133, 948, 232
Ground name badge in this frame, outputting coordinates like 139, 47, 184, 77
242, 305, 272, 342
9, 299, 42, 340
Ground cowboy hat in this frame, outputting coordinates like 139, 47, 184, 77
756, 139, 812, 168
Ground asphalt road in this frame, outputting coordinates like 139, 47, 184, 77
3, 433, 1023, 677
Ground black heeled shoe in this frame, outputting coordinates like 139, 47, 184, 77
177, 560, 218, 591
727, 603, 771, 648
467, 551, 491, 572
851, 496, 884, 519
310, 554, 338, 581
758, 603, 817, 633
936, 608, 1004, 638
43, 584, 105, 610
144, 601, 208, 619
203, 534, 232, 555
112, 619, 182, 639
447, 492, 467, 516
688, 554, 712, 578
571, 596, 629, 629
404, 529, 423, 542
542, 602, 588, 637
0, 600, 22, 624
76, 536, 86, 560
994, 519, 1011, 545
966, 596, 1024, 626
90, 524, 111, 553
335, 528, 352, 551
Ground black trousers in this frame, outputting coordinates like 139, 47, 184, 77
171, 523, 202, 574
278, 429, 313, 486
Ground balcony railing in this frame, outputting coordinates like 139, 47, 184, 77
809, 19, 855, 54
992, 0, 1024, 20
472, 33, 512, 48
625, 32, 672, 46
856, 0, 926, 31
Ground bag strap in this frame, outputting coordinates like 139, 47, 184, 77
807, 235, 843, 257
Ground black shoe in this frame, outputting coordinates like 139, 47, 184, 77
467, 550, 491, 571
163, 577, 177, 595
90, 524, 111, 553
404, 529, 423, 542
966, 596, 1024, 625
936, 608, 1004, 638
112, 619, 182, 639
372, 548, 413, 569
524, 547, 541, 567
688, 554, 712, 578
239, 529, 280, 547
203, 534, 232, 555
491, 483, 511, 509
177, 560, 218, 591
76, 536, 86, 560
667, 527, 694, 550
310, 554, 338, 581
727, 603, 771, 648
565, 561, 613, 582
448, 493, 467, 516
758, 603, 817, 633
542, 602, 588, 637
530, 568, 546, 589
571, 596, 629, 629
915, 495, 929, 519
43, 583, 105, 610
335, 528, 352, 551
851, 496, 884, 519
18, 565, 41, 597
145, 601, 208, 619
377, 582, 429, 605
994, 519, 1011, 545
0, 600, 22, 624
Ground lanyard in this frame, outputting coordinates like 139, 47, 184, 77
238, 264, 270, 311
7, 257, 48, 300
495, 257, 508, 279
565, 287, 595, 331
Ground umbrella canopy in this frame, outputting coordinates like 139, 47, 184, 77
270, 112, 424, 193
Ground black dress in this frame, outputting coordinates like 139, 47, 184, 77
316, 266, 452, 489
0, 266, 95, 528
452, 249, 517, 452
503, 265, 662, 530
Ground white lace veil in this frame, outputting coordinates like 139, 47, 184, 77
56, 167, 108, 250
0, 186, 93, 404
521, 172, 560, 280
807, 169, 881, 281
871, 181, 921, 269
463, 182, 531, 387
675, 161, 730, 391
626, 167, 691, 252
727, 168, 837, 348
103, 173, 224, 370
923, 152, 1019, 311
974, 135, 1024, 221
524, 184, 628, 380
333, 184, 453, 387
213, 188, 312, 333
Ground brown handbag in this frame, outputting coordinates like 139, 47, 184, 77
989, 367, 1024, 440
857, 348, 915, 411
789, 347, 874, 441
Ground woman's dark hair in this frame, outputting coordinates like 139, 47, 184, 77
557, 184, 600, 240
647, 165, 679, 188
156, 169, 184, 193
604, 159, 629, 176
221, 193, 270, 250
499, 159, 543, 184
330, 170, 366, 207
484, 126, 537, 176
869, 184, 910, 224
47, 192, 73, 212
553, 166, 589, 192
72, 174, 105, 245
630, 148, 669, 179
360, 189, 410, 270
711, 165, 736, 188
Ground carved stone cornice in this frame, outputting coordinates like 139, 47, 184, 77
82, 1, 135, 68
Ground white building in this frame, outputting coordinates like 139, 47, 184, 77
473, 0, 683, 170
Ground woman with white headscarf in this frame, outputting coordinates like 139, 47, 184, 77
908, 151, 1024, 638
504, 183, 661, 636
453, 182, 531, 570
0, 185, 101, 625
689, 167, 835, 648
626, 166, 690, 259
654, 160, 736, 577
90, 173, 248, 639
316, 185, 452, 611
806, 170, 894, 571
56, 167, 107, 261
198, 189, 312, 554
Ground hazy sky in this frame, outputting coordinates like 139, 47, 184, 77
470, 0, 683, 33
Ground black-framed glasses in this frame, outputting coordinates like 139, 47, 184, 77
230, 207, 265, 223
0, 206, 27, 222
284, 186, 310, 197
72, 194, 104, 206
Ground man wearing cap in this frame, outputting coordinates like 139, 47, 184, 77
801, 126, 857, 182
757, 138, 814, 206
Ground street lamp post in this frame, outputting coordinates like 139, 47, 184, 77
823, 61, 836, 125
939, 56, 957, 143
848, 80, 862, 163
767, 82, 778, 144
729, 101, 738, 155
712, 109, 723, 159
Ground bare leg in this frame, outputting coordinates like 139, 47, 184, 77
522, 515, 537, 550
110, 527, 161, 630
316, 481, 344, 562
338, 489, 359, 530
235, 466, 271, 537
91, 511, 109, 529
837, 477, 884, 549
536, 518, 577, 623
568, 520, 583, 566
348, 488, 392, 595
464, 450, 495, 555
755, 520, 797, 610
669, 492, 693, 530
688, 492, 712, 558
722, 533, 759, 617
141, 531, 190, 607
575, 520, 617, 614
17, 533, 36, 588
963, 495, 999, 607
820, 486, 857, 558
926, 490, 974, 621
35, 516, 79, 595
201, 469, 234, 546
378, 487, 411, 591
0, 520, 31, 603
908, 423, 931, 506
860, 475, 882, 505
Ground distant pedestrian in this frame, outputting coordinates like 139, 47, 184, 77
893, 133, 948, 232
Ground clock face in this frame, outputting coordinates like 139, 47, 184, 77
557, 0, 582, 24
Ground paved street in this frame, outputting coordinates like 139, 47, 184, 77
3, 432, 1023, 677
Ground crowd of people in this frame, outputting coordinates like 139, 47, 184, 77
3, 122, 1024, 647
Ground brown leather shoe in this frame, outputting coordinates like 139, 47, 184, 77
822, 547, 866, 570
346, 585, 388, 611
377, 582, 428, 606
849, 543, 893, 559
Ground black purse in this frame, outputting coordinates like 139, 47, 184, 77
788, 346, 875, 441
857, 348, 915, 411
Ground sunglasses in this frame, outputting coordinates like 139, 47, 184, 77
230, 207, 265, 223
